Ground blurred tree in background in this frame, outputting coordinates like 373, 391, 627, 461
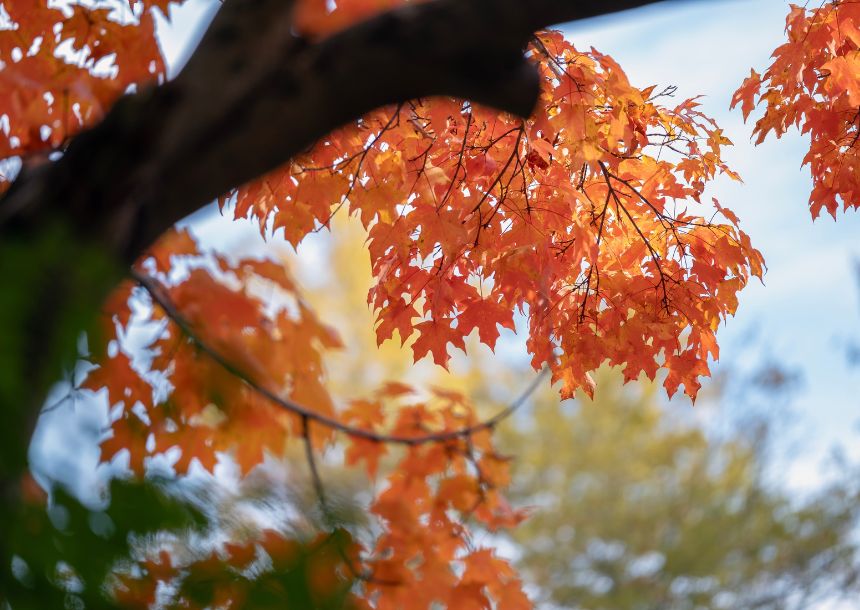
500, 372, 860, 609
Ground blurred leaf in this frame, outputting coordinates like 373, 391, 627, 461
3, 477, 204, 609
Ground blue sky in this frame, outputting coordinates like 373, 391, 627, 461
150, 0, 860, 489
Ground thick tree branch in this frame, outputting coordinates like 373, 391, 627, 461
1, 0, 668, 265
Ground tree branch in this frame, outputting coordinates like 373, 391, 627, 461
132, 269, 549, 446
1, 0, 669, 265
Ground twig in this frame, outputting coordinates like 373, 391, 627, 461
301, 415, 327, 507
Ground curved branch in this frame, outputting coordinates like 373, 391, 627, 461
1, 0, 671, 266
131, 269, 549, 446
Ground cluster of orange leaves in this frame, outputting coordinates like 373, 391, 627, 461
0, 0, 169, 181
86, 230, 341, 474
86, 228, 529, 608
732, 0, 860, 219
233, 28, 763, 400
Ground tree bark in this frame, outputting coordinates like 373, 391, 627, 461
0, 0, 668, 264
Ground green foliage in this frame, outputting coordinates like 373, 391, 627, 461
0, 218, 120, 487
1, 476, 359, 610
501, 372, 860, 609
0, 218, 123, 604
2, 478, 205, 609
174, 528, 357, 610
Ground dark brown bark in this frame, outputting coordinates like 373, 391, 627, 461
1, 0, 668, 264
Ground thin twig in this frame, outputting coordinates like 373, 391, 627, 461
300, 414, 401, 586
301, 415, 327, 506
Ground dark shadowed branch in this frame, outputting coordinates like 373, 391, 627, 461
1, 0, 669, 266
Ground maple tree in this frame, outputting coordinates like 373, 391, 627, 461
0, 0, 858, 607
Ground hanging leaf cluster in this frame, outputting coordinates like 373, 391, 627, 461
732, 0, 860, 219
229, 28, 762, 401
